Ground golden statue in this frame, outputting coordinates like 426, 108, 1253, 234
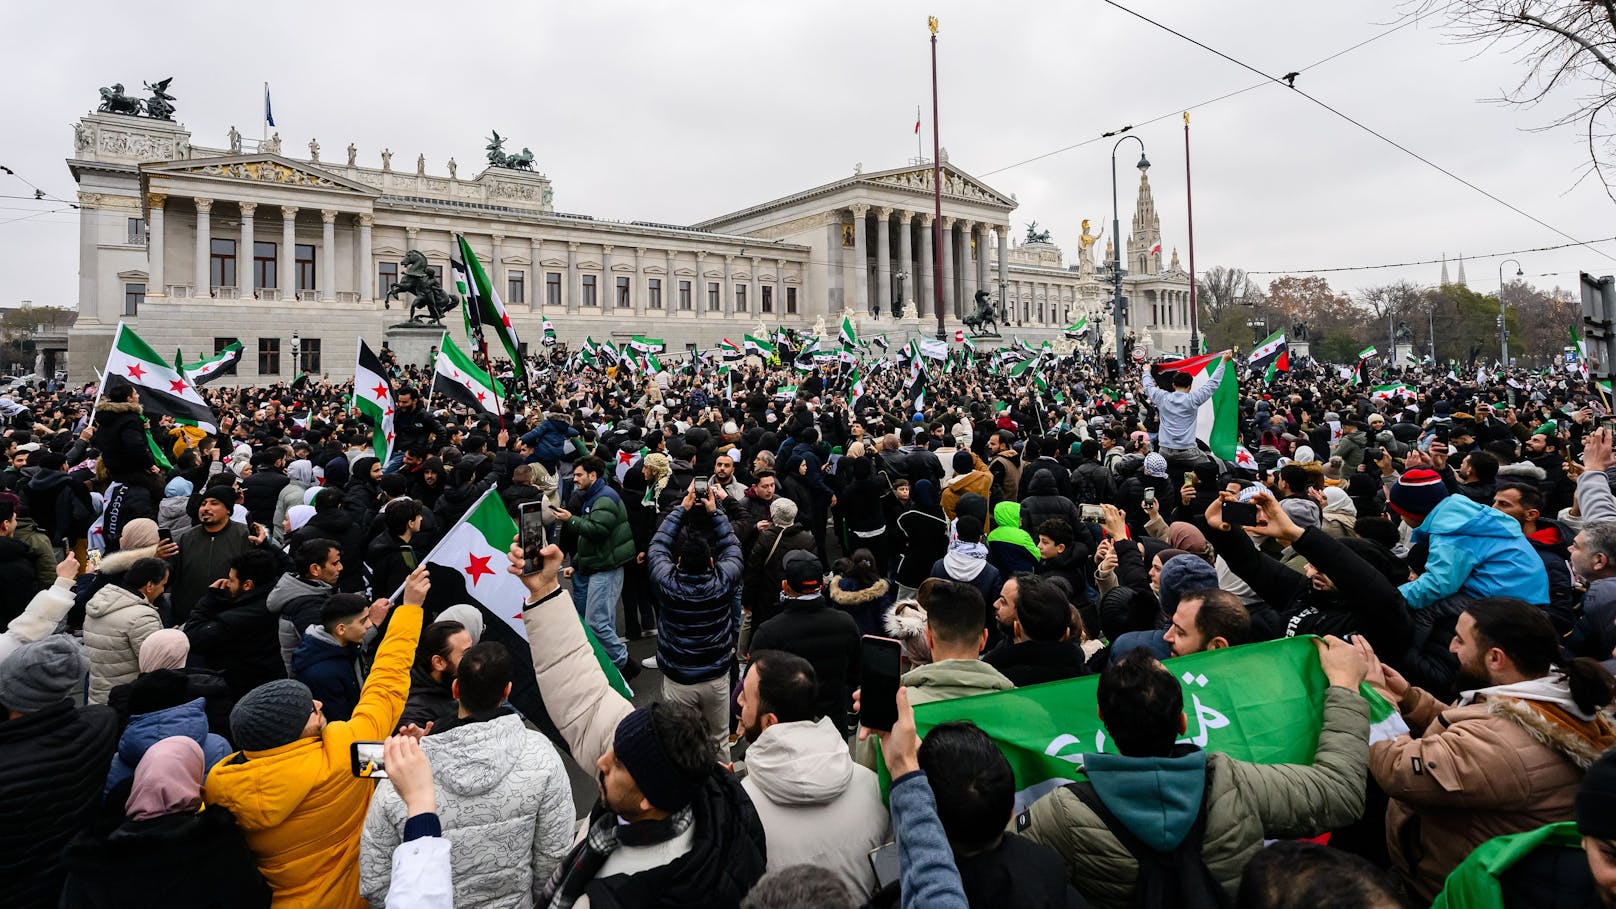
1079, 219, 1102, 253
928, 16, 938, 35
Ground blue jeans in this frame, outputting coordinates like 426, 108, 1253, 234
382, 448, 405, 474
572, 566, 628, 668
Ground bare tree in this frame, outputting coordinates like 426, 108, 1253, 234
1418, 1, 1616, 201
1356, 280, 1427, 322
1196, 266, 1264, 326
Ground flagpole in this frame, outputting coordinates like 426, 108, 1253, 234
262, 82, 268, 143
1184, 111, 1199, 357
928, 16, 945, 342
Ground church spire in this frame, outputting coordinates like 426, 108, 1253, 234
1440, 253, 1450, 286
1127, 164, 1162, 275
1456, 254, 1467, 288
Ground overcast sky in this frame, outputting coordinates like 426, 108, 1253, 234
5, 0, 1611, 309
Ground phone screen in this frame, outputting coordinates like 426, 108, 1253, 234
1223, 501, 1259, 527
157, 527, 173, 544
351, 741, 387, 778
518, 501, 545, 575
859, 635, 902, 732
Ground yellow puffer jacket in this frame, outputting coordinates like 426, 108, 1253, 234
204, 604, 423, 909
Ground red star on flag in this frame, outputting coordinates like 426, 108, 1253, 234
385, 431, 395, 445
169, 379, 187, 393
464, 553, 494, 585
384, 406, 394, 416
617, 449, 635, 465
475, 391, 486, 401
125, 363, 145, 380
371, 382, 389, 401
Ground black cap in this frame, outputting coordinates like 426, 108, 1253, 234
782, 550, 823, 593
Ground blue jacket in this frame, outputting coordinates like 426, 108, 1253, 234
291, 626, 364, 722
105, 697, 232, 794
1399, 495, 1549, 610
647, 506, 743, 685
520, 417, 579, 470
889, 770, 969, 909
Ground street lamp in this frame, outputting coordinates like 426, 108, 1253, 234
1111, 135, 1148, 360
894, 270, 908, 319
1498, 258, 1523, 366
291, 329, 300, 380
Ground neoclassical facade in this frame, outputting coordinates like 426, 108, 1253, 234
66, 107, 1191, 383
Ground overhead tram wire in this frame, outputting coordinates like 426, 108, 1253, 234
1244, 235, 1616, 276
978, 4, 1445, 179
1094, 0, 1616, 264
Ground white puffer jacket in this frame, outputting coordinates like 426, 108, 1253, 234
83, 581, 161, 704
359, 711, 575, 908
741, 716, 892, 900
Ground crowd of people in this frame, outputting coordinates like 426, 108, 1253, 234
2, 336, 1616, 908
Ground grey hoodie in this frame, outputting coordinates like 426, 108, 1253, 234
266, 572, 334, 674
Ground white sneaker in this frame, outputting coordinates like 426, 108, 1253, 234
640, 655, 659, 670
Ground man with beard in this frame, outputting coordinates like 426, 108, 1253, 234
183, 549, 286, 698
268, 538, 343, 673
736, 649, 890, 901
1363, 598, 1616, 902
398, 619, 472, 731
509, 540, 766, 908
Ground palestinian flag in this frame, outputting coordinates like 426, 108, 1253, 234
719, 338, 744, 361
1157, 350, 1237, 460
839, 315, 858, 349
1064, 317, 1089, 340
353, 338, 395, 463
100, 323, 219, 433
1572, 325, 1590, 378
1370, 383, 1414, 401
432, 332, 505, 418
402, 487, 629, 699
455, 235, 524, 379
1357, 346, 1377, 361
629, 335, 665, 354
178, 341, 243, 387
847, 368, 865, 409
542, 319, 557, 346
1354, 357, 1372, 386
745, 334, 776, 358
1248, 330, 1289, 383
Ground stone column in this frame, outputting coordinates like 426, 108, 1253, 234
356, 215, 373, 301
238, 203, 255, 298
961, 222, 977, 309
825, 221, 842, 316
634, 247, 647, 316
491, 234, 505, 303
775, 258, 786, 320
601, 245, 614, 311
194, 197, 213, 294
918, 213, 934, 321
694, 251, 708, 318
723, 254, 734, 317
280, 207, 297, 299
976, 224, 990, 304
146, 194, 166, 296
666, 250, 677, 319
850, 204, 869, 316
997, 225, 1010, 322
319, 209, 337, 302
875, 207, 892, 320
897, 211, 914, 315
566, 242, 579, 312
529, 237, 542, 310
939, 216, 956, 319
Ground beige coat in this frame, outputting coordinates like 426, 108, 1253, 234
83, 581, 162, 704
1371, 682, 1616, 902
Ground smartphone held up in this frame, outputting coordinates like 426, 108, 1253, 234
858, 635, 901, 733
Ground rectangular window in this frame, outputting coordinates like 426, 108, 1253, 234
128, 217, 146, 245
377, 261, 397, 299
213, 337, 235, 353
708, 282, 720, 312
616, 276, 631, 309
546, 272, 561, 307
253, 241, 277, 292
761, 285, 773, 313
648, 278, 662, 310
295, 244, 316, 294
786, 287, 798, 314
258, 337, 280, 375
507, 270, 525, 305
582, 274, 597, 307
735, 285, 747, 312
210, 238, 236, 290
124, 282, 144, 316
298, 338, 321, 375
679, 280, 692, 310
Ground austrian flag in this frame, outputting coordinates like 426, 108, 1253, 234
353, 339, 395, 464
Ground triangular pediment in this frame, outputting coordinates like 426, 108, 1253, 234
859, 163, 1015, 208
694, 159, 1014, 230
141, 154, 380, 195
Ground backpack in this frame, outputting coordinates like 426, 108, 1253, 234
1065, 762, 1229, 909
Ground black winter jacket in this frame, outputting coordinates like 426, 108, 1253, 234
648, 506, 743, 685
750, 594, 861, 732
984, 640, 1089, 687
240, 469, 290, 525
59, 804, 270, 909
90, 400, 155, 479
1019, 471, 1083, 544
183, 586, 287, 699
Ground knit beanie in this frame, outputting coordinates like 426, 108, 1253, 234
1388, 468, 1449, 521
769, 497, 798, 526
230, 679, 315, 752
613, 705, 700, 812
1577, 750, 1616, 839
201, 485, 238, 508
1157, 554, 1220, 623
952, 450, 975, 475
0, 636, 86, 712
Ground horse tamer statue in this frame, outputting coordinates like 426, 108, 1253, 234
963, 290, 1001, 336
383, 250, 459, 324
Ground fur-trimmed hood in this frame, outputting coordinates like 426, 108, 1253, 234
94, 400, 144, 416
1496, 460, 1547, 483
827, 576, 890, 606
1485, 697, 1615, 770
96, 544, 159, 576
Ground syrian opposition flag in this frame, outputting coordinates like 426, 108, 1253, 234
839, 315, 859, 349
1157, 350, 1237, 460
1370, 382, 1414, 401
401, 488, 629, 699
432, 332, 505, 418
719, 338, 744, 361
1572, 325, 1590, 378
1233, 446, 1258, 471
871, 334, 890, 352
1357, 346, 1377, 361
177, 341, 243, 387
455, 234, 524, 379
744, 334, 776, 359
1247, 330, 1289, 383
353, 338, 395, 463
629, 335, 664, 354
101, 323, 219, 433
873, 636, 1405, 811
1354, 357, 1372, 386
614, 446, 647, 483
906, 369, 927, 412
1064, 318, 1090, 340
541, 319, 557, 346
847, 368, 866, 409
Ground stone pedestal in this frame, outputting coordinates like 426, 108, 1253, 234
1291, 341, 1310, 361
383, 323, 444, 370
1392, 343, 1416, 366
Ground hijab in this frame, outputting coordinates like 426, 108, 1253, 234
286, 504, 317, 533
137, 629, 191, 672
125, 736, 204, 822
